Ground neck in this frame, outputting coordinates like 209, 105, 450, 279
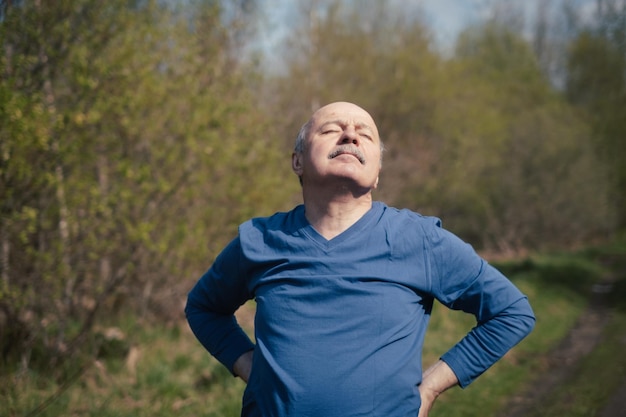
302, 186, 374, 240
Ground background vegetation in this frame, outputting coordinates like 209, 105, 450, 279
1, 0, 625, 415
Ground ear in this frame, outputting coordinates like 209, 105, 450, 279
292, 152, 303, 176
372, 163, 381, 189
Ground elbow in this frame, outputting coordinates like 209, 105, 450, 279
184, 291, 203, 324
184, 292, 193, 318
510, 296, 536, 339
524, 308, 536, 337
521, 296, 536, 326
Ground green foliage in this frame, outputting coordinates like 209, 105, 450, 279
566, 7, 626, 231
0, 0, 297, 377
425, 23, 615, 251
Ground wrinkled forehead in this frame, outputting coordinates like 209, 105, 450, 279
310, 102, 379, 138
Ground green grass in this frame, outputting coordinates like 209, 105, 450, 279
509, 242, 626, 417
0, 320, 248, 417
1, 244, 624, 417
521, 310, 626, 417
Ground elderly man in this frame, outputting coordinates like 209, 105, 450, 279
186, 102, 535, 417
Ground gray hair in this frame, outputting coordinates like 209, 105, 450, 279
294, 121, 312, 154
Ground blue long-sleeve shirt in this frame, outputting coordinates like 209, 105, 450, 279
186, 202, 535, 416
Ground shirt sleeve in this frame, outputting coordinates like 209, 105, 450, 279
185, 236, 255, 375
426, 221, 536, 388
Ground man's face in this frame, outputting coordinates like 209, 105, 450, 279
293, 102, 382, 191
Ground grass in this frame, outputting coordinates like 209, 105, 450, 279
521, 310, 626, 417
1, 320, 248, 417
1, 243, 624, 417
511, 243, 626, 417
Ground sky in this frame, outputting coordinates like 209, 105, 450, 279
412, 0, 495, 49
417, 0, 596, 50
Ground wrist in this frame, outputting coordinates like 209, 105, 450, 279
421, 360, 458, 395
233, 350, 254, 383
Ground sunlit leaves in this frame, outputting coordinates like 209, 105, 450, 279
0, 0, 297, 371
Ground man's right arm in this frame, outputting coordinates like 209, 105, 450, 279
233, 350, 254, 383
185, 236, 255, 376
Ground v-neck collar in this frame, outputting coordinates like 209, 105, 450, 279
297, 202, 383, 251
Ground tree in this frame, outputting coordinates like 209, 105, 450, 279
565, 0, 626, 232
0, 0, 294, 377
430, 23, 615, 251
0, 0, 134, 368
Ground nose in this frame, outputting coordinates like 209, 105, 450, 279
340, 126, 359, 145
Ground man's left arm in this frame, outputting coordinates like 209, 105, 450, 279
417, 221, 535, 417
418, 279, 534, 417
439, 294, 535, 387
418, 288, 534, 416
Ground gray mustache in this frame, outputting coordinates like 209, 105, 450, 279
328, 145, 365, 164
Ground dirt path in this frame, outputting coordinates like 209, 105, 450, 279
499, 278, 626, 417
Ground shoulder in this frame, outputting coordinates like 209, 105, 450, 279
240, 205, 303, 233
377, 203, 473, 256
376, 202, 443, 233
238, 205, 305, 251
